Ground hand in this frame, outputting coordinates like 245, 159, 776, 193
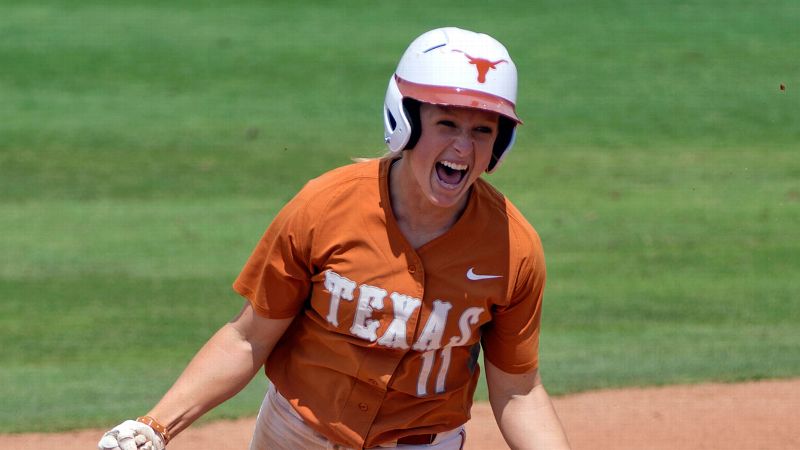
98, 420, 166, 450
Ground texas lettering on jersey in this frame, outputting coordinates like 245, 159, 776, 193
323, 269, 485, 396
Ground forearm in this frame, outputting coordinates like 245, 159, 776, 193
493, 383, 571, 450
146, 323, 268, 438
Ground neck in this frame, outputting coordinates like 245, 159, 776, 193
388, 157, 469, 248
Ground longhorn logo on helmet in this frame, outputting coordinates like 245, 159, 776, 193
452, 50, 508, 83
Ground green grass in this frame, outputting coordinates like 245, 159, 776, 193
1, 0, 799, 433
0, 277, 269, 431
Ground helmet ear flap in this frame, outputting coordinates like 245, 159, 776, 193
401, 98, 422, 150
487, 116, 517, 173
384, 76, 412, 153
383, 76, 425, 152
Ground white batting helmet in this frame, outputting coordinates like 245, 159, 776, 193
383, 27, 521, 173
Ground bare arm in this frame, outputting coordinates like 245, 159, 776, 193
145, 301, 293, 439
485, 359, 571, 450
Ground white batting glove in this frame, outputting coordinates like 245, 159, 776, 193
98, 420, 166, 450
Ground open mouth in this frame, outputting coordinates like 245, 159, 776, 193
435, 160, 468, 187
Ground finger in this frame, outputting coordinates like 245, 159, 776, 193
116, 429, 139, 450
134, 434, 148, 446
133, 426, 165, 449
98, 433, 122, 450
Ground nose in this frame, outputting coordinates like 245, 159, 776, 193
451, 130, 473, 154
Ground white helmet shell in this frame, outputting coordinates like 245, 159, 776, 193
383, 27, 521, 172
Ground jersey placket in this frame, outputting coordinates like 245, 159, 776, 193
346, 251, 426, 442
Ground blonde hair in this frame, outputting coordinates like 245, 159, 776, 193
351, 151, 400, 164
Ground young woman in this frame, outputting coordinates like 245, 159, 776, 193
99, 27, 570, 450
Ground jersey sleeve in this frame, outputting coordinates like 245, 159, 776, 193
481, 229, 545, 374
232, 185, 318, 319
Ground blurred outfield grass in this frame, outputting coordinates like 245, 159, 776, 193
1, 0, 799, 433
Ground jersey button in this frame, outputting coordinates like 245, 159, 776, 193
408, 265, 416, 274
358, 403, 369, 412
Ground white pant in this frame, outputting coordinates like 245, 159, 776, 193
249, 384, 466, 450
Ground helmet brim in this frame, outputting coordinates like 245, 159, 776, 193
395, 76, 522, 124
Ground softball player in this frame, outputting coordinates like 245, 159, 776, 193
99, 27, 570, 450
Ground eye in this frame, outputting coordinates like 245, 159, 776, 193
475, 126, 494, 134
437, 120, 457, 128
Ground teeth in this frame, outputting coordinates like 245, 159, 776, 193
440, 161, 468, 171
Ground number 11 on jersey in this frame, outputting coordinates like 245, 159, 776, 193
417, 347, 453, 396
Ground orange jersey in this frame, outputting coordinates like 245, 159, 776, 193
234, 158, 545, 449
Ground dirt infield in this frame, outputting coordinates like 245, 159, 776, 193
2, 378, 798, 450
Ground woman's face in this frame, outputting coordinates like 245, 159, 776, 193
405, 103, 500, 209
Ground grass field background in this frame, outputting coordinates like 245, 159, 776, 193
1, 0, 799, 433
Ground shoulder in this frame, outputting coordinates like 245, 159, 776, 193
291, 159, 382, 211
262, 159, 383, 252
506, 198, 544, 259
471, 180, 546, 309
306, 159, 381, 187
303, 159, 381, 196
473, 178, 543, 255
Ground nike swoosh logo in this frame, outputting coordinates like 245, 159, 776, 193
466, 267, 503, 280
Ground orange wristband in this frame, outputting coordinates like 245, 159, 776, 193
136, 415, 171, 444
